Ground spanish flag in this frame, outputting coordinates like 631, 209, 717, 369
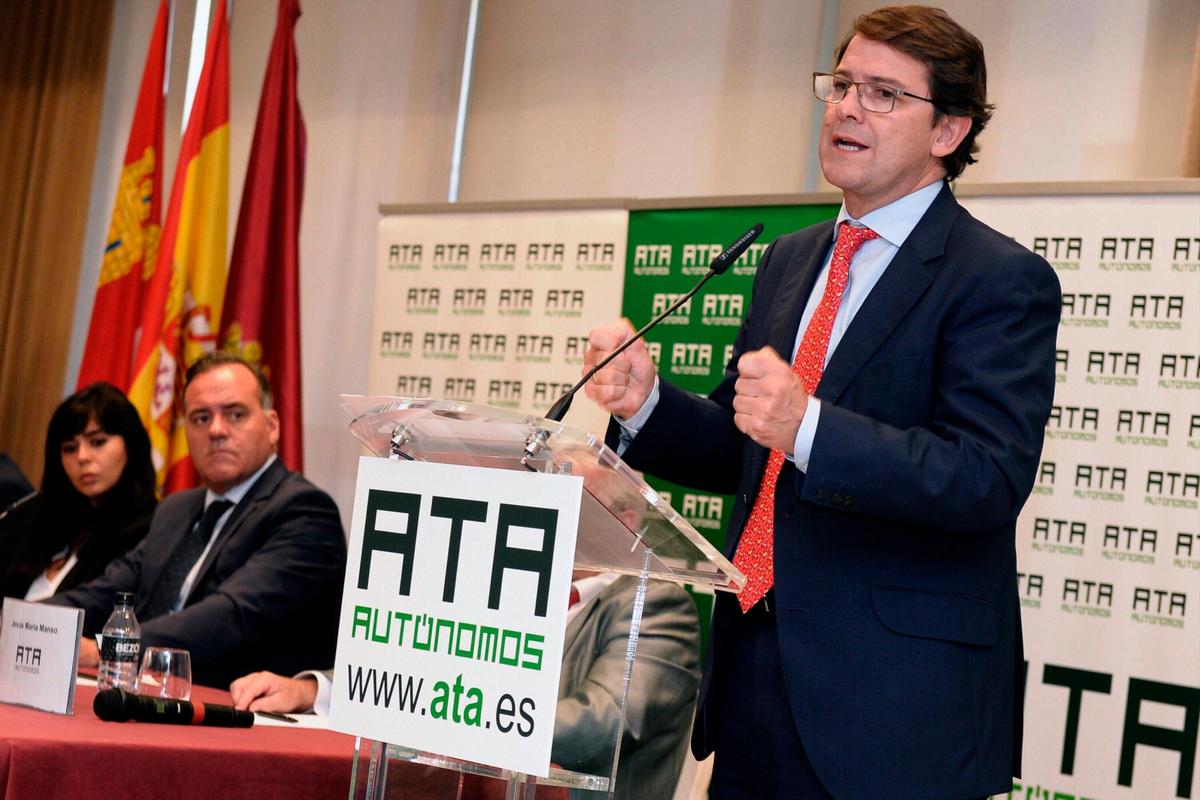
129, 0, 229, 492
77, 0, 169, 390
221, 0, 306, 472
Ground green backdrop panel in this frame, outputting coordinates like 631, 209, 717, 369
622, 203, 839, 654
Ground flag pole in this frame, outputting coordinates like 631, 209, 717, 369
448, 0, 480, 203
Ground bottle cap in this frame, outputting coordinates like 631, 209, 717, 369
115, 591, 136, 605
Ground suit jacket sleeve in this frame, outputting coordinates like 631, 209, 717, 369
46, 532, 150, 633
551, 579, 700, 774
800, 241, 1061, 531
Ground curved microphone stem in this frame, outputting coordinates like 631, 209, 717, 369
0, 490, 37, 523
544, 271, 718, 422
544, 222, 764, 423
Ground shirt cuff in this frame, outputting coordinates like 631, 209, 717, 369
613, 377, 661, 455
295, 669, 332, 716
787, 397, 821, 473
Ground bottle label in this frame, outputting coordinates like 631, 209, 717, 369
100, 635, 140, 663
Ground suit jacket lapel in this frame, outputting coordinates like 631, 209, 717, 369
187, 459, 287, 597
817, 185, 961, 404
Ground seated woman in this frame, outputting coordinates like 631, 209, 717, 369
0, 383, 157, 600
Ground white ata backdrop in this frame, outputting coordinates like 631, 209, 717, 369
964, 192, 1200, 800
366, 189, 1200, 798
369, 208, 628, 440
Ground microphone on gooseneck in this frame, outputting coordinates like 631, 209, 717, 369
0, 490, 37, 523
543, 222, 764, 423
94, 688, 254, 728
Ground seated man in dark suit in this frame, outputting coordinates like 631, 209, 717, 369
50, 352, 346, 687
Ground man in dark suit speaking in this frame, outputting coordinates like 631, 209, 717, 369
583, 6, 1060, 799
52, 353, 346, 687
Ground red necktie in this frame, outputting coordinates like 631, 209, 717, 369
733, 222, 879, 612
568, 585, 581, 609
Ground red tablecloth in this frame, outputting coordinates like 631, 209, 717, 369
0, 683, 353, 799
0, 684, 567, 799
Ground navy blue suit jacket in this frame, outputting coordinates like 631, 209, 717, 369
51, 459, 347, 687
614, 184, 1061, 799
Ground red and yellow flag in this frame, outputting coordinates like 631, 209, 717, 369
220, 0, 306, 472
129, 0, 230, 493
77, 0, 169, 389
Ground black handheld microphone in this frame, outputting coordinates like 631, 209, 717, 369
94, 688, 254, 728
544, 222, 764, 423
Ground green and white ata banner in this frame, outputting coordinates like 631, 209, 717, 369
620, 204, 838, 650
329, 458, 582, 777
622, 190, 1200, 798
361, 186, 1198, 795
621, 204, 839, 554
964, 192, 1200, 800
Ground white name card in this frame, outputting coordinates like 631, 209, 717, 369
0, 598, 84, 714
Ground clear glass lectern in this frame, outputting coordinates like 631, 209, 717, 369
340, 396, 744, 800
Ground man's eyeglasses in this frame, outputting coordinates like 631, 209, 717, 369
813, 72, 939, 114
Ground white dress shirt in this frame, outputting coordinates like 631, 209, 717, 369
566, 572, 620, 625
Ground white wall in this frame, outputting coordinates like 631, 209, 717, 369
461, 0, 827, 199
832, 0, 1200, 186
66, 0, 1200, 523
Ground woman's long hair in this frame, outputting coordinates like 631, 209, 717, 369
21, 383, 156, 573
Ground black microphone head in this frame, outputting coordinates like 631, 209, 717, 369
709, 223, 764, 275
94, 688, 137, 721
544, 392, 573, 423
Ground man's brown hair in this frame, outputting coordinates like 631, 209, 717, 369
184, 351, 274, 410
837, 5, 994, 181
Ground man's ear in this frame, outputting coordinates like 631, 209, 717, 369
266, 408, 281, 448
931, 113, 971, 159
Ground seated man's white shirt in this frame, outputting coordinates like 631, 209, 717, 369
303, 668, 332, 716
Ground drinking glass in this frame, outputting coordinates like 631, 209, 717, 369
136, 647, 192, 701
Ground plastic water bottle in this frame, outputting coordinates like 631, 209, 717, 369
97, 591, 141, 691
